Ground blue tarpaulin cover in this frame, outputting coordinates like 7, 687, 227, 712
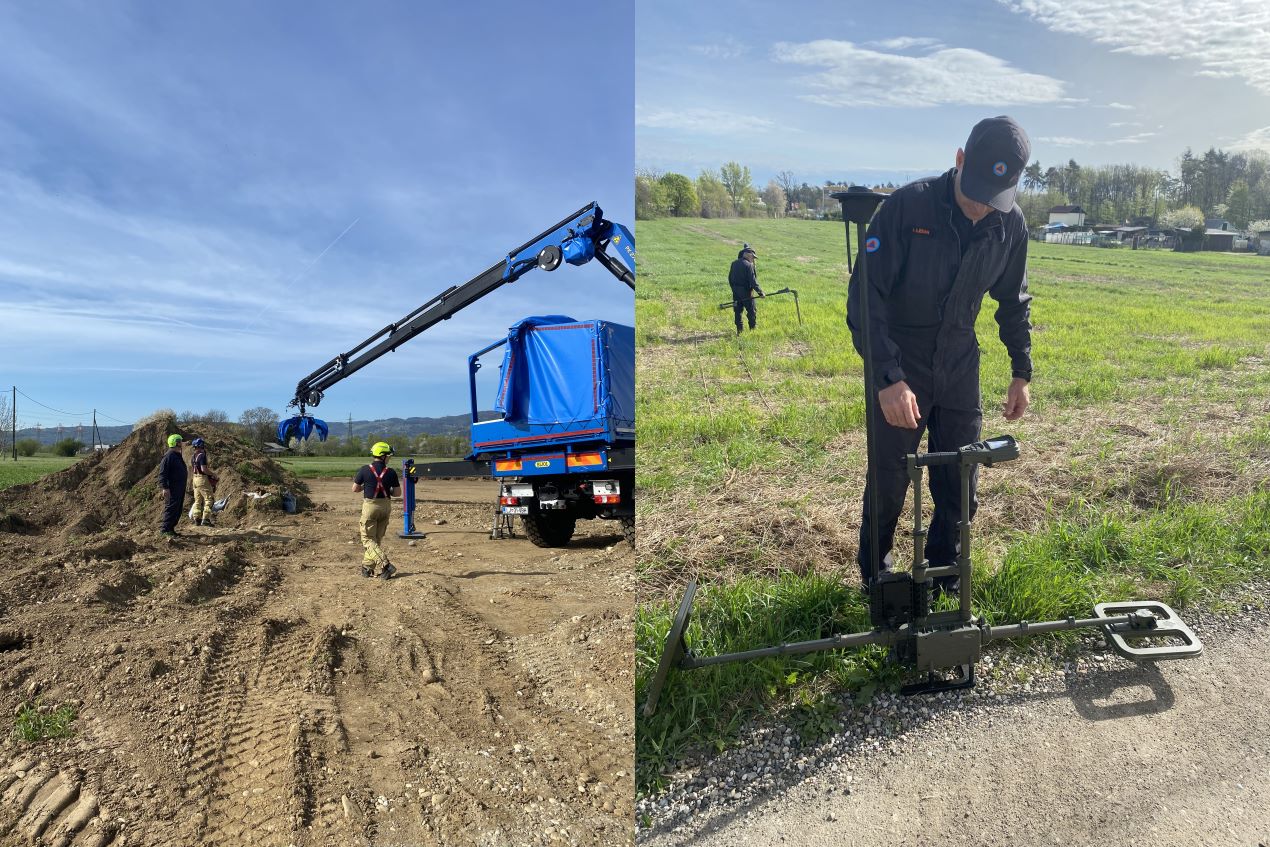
482, 315, 634, 447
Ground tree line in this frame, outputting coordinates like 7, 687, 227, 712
638, 146, 1270, 231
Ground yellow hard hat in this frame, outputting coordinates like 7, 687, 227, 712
371, 441, 394, 457
167, 434, 184, 448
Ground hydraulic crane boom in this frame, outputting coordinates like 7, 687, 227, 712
284, 202, 634, 423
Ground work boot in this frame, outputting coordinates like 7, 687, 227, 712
378, 562, 397, 580
194, 518, 203, 526
360, 565, 373, 578
932, 577, 960, 597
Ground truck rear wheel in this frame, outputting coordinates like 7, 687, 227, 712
621, 516, 635, 548
522, 511, 576, 548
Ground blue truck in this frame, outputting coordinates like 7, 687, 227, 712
278, 202, 635, 547
464, 315, 634, 546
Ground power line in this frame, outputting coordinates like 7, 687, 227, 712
13, 389, 90, 417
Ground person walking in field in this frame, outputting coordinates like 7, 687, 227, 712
353, 441, 400, 579
727, 244, 765, 334
847, 115, 1033, 594
189, 437, 219, 527
158, 433, 188, 538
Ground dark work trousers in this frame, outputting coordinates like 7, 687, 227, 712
161, 490, 185, 532
857, 398, 983, 584
732, 297, 757, 332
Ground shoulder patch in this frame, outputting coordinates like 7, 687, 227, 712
865, 236, 880, 253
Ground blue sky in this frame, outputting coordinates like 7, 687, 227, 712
0, 2, 633, 431
637, 0, 1270, 186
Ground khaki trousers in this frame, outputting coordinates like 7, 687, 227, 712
192, 475, 215, 521
359, 498, 392, 570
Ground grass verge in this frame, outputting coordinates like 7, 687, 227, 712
0, 456, 82, 492
636, 479, 1269, 794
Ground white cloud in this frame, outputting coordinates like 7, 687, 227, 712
689, 37, 748, 60
771, 40, 1069, 107
1101, 101, 1135, 110
1231, 126, 1270, 152
999, 0, 1270, 95
1037, 131, 1158, 146
635, 107, 776, 133
865, 36, 944, 51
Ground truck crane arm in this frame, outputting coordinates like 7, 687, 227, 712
278, 202, 634, 442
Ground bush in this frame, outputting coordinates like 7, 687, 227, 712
15, 438, 39, 457
52, 438, 84, 457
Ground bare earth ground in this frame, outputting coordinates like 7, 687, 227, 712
0, 475, 634, 847
641, 615, 1270, 847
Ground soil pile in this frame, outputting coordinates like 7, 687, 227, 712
0, 417, 312, 538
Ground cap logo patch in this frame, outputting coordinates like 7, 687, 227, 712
993, 161, 1008, 177
865, 236, 880, 253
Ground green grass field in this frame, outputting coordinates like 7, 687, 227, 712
0, 456, 83, 492
278, 455, 451, 478
634, 216, 1270, 792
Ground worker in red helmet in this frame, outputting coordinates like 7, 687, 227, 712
189, 437, 219, 527
352, 441, 401, 579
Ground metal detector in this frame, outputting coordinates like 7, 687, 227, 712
641, 187, 1203, 718
718, 287, 803, 325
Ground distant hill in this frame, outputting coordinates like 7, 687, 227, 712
12, 413, 499, 447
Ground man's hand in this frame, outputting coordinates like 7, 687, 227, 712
1003, 378, 1030, 421
160, 487, 169, 501
878, 381, 921, 429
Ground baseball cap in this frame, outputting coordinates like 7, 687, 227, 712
960, 116, 1030, 213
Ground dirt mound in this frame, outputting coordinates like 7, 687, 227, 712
0, 417, 311, 538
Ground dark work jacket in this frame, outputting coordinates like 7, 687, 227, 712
159, 448, 188, 493
728, 259, 763, 299
847, 169, 1032, 412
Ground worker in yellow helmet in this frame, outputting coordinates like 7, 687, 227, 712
352, 442, 400, 579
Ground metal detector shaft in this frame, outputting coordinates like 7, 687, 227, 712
717, 287, 802, 325
683, 628, 898, 668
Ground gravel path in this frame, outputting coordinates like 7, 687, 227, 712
638, 590, 1270, 846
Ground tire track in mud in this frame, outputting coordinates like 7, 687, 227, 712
0, 757, 114, 847
181, 618, 335, 847
332, 581, 630, 843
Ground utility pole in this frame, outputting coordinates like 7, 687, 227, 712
10, 386, 15, 461
92, 409, 101, 451
347, 413, 352, 441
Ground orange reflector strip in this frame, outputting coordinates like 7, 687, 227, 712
566, 452, 604, 468
495, 460, 522, 472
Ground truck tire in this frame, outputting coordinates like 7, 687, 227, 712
621, 516, 635, 548
522, 511, 576, 548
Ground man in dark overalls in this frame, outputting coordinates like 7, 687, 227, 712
847, 116, 1034, 592
727, 244, 764, 334
158, 433, 188, 538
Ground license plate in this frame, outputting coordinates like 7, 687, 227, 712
503, 506, 529, 515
